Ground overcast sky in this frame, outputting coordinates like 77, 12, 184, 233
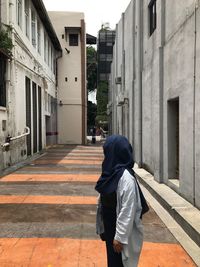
43, 0, 131, 37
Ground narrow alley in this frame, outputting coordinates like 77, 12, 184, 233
0, 144, 197, 266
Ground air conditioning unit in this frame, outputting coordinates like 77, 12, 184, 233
115, 77, 122, 84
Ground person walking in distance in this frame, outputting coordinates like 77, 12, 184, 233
95, 135, 147, 267
92, 126, 96, 144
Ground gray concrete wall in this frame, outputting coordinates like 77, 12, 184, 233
109, 0, 200, 208
163, 1, 196, 204
124, 0, 134, 141
142, 0, 162, 177
195, 2, 200, 208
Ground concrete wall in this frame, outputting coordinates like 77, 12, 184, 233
195, 1, 200, 209
163, 1, 196, 204
49, 12, 86, 144
124, 0, 134, 142
109, 0, 200, 208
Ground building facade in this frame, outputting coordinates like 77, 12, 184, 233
48, 12, 87, 145
97, 28, 116, 83
109, 0, 200, 209
0, 0, 62, 171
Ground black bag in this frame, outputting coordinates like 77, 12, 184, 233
135, 180, 149, 218
128, 169, 149, 218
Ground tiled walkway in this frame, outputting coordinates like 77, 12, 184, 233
0, 145, 196, 266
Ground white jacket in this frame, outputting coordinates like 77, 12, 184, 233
96, 169, 143, 267
115, 169, 143, 267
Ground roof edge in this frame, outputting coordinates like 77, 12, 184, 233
32, 0, 62, 51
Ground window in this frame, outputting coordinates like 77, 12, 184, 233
37, 19, 41, 54
99, 73, 107, 81
69, 34, 78, 46
0, 55, 7, 107
31, 10, 36, 47
99, 32, 106, 42
48, 94, 51, 113
48, 41, 50, 66
52, 49, 55, 73
44, 33, 47, 62
53, 56, 56, 74
51, 47, 53, 70
24, 0, 30, 38
17, 0, 22, 28
45, 92, 48, 111
106, 54, 113, 61
149, 0, 157, 36
99, 54, 106, 61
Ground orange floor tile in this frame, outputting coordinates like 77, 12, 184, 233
0, 174, 99, 182
32, 159, 102, 165
0, 239, 195, 267
0, 195, 97, 205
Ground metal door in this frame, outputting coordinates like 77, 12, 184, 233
25, 77, 32, 155
38, 86, 42, 151
32, 82, 37, 153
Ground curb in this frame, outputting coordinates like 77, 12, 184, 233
134, 166, 200, 248
0, 151, 46, 178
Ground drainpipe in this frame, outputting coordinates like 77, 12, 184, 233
158, 0, 165, 182
193, 2, 197, 206
55, 50, 62, 145
81, 19, 86, 145
114, 24, 118, 134
136, 0, 143, 167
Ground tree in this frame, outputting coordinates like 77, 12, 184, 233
87, 46, 97, 132
0, 24, 13, 57
96, 81, 108, 129
87, 100, 97, 130
87, 46, 97, 92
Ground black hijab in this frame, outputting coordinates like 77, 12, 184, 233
95, 135, 134, 194
95, 134, 149, 217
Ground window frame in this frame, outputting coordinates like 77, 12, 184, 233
31, 9, 36, 47
37, 19, 41, 54
24, 0, 30, 38
69, 34, 79, 46
17, 0, 22, 28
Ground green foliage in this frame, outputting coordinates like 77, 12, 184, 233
96, 81, 108, 115
0, 25, 13, 57
87, 100, 97, 128
96, 81, 108, 128
87, 46, 97, 92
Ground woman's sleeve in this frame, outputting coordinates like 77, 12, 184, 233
114, 175, 137, 244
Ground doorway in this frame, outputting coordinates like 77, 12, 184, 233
168, 98, 179, 179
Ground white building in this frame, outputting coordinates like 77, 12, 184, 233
0, 1, 89, 172
109, 0, 200, 209
0, 0, 62, 171
48, 12, 87, 145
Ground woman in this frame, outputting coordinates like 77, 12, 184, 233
95, 135, 144, 267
